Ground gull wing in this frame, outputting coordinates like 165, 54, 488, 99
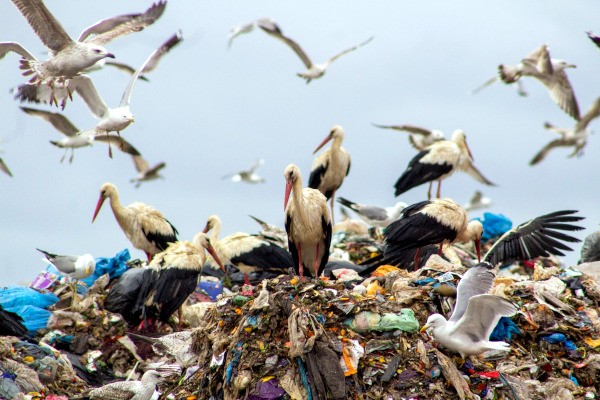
576, 97, 600, 131
529, 139, 568, 166
463, 162, 496, 186
483, 210, 584, 266
94, 134, 141, 156
449, 264, 495, 323
132, 154, 150, 173
0, 158, 13, 177
78, 13, 141, 42
20, 106, 79, 136
228, 20, 257, 48
450, 294, 517, 341
11, 0, 73, 52
86, 1, 167, 46
258, 20, 313, 69
74, 75, 110, 119
325, 36, 373, 65
588, 31, 600, 49
0, 42, 37, 60
120, 31, 183, 107
372, 123, 432, 136
248, 158, 265, 173
104, 60, 149, 81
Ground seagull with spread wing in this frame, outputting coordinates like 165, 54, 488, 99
130, 155, 166, 188
233, 18, 373, 83
20, 106, 140, 162
530, 97, 600, 165
420, 263, 517, 359
372, 123, 445, 151
3, 0, 166, 91
463, 190, 492, 212
221, 158, 266, 184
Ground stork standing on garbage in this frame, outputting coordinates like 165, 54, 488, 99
284, 164, 332, 279
92, 182, 178, 262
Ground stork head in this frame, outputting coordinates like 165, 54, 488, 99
284, 164, 301, 210
452, 129, 473, 160
313, 125, 345, 154
194, 233, 227, 274
92, 182, 117, 223
202, 215, 221, 234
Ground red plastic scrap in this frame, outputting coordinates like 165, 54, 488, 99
477, 371, 500, 379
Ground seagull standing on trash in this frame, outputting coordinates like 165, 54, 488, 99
284, 164, 332, 279
92, 182, 179, 262
337, 196, 407, 228
308, 125, 351, 221
372, 123, 445, 151
420, 263, 518, 359
393, 129, 495, 200
88, 369, 162, 400
383, 198, 483, 269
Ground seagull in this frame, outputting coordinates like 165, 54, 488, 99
72, 31, 182, 156
463, 190, 492, 212
579, 231, 600, 264
248, 215, 288, 248
498, 44, 580, 120
221, 158, 266, 183
420, 263, 518, 359
87, 369, 162, 400
530, 97, 600, 165
235, 18, 373, 83
227, 18, 275, 48
130, 155, 166, 188
20, 106, 140, 162
36, 248, 95, 305
372, 123, 446, 151
587, 31, 600, 50
0, 158, 12, 177
127, 330, 196, 367
337, 197, 407, 228
3, 0, 166, 89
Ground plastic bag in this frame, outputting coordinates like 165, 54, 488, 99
5, 305, 52, 333
0, 286, 59, 309
80, 248, 130, 287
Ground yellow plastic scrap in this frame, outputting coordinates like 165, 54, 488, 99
366, 280, 384, 296
371, 265, 400, 277
186, 396, 197, 400
23, 356, 34, 363
290, 277, 299, 285
584, 337, 600, 348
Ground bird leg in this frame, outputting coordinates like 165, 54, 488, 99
427, 182, 433, 200
69, 148, 75, 164
436, 179, 442, 199
297, 244, 305, 281
106, 133, 113, 159
330, 191, 336, 226
313, 242, 321, 279
413, 247, 422, 271
438, 243, 444, 256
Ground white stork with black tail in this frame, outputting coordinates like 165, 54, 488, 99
284, 164, 332, 279
92, 182, 178, 262
394, 129, 495, 200
202, 215, 294, 283
383, 198, 483, 269
308, 125, 351, 220
482, 210, 584, 267
136, 233, 225, 328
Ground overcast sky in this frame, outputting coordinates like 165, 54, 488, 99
1, 1, 599, 285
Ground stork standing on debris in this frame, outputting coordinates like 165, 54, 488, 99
92, 182, 178, 262
202, 215, 294, 283
383, 198, 483, 268
284, 164, 332, 279
308, 125, 351, 222
394, 129, 495, 199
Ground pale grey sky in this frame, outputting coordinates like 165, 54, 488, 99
1, 1, 599, 285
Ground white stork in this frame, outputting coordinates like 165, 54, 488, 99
308, 125, 351, 220
92, 182, 178, 262
202, 215, 294, 283
284, 164, 332, 279
383, 198, 483, 269
136, 232, 225, 327
394, 129, 495, 200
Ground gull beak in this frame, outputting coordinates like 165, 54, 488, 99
420, 324, 429, 334
312, 133, 332, 154
106, 53, 115, 59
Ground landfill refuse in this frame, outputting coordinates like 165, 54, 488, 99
1, 220, 599, 399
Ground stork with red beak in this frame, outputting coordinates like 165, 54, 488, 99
92, 182, 178, 262
308, 125, 351, 220
383, 198, 482, 269
394, 130, 495, 200
284, 164, 332, 279
202, 215, 294, 283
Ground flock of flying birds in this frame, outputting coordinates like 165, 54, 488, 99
2, 1, 600, 394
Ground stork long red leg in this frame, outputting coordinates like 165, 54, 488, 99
413, 247, 421, 271
313, 242, 320, 278
436, 179, 442, 198
297, 243, 304, 279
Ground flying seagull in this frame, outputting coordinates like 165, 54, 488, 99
20, 106, 140, 162
372, 123, 446, 151
463, 190, 492, 212
420, 263, 518, 359
587, 31, 600, 50
530, 97, 600, 165
233, 18, 373, 83
3, 0, 166, 90
130, 155, 166, 188
227, 18, 275, 48
222, 158, 266, 183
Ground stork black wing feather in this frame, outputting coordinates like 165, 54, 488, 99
394, 150, 453, 196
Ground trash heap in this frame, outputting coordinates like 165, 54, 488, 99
1, 221, 600, 399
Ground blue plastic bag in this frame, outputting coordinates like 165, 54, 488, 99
4, 305, 52, 334
475, 212, 513, 242
0, 286, 59, 309
490, 316, 521, 341
81, 248, 131, 287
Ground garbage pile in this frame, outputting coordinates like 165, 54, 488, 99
1, 222, 600, 399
